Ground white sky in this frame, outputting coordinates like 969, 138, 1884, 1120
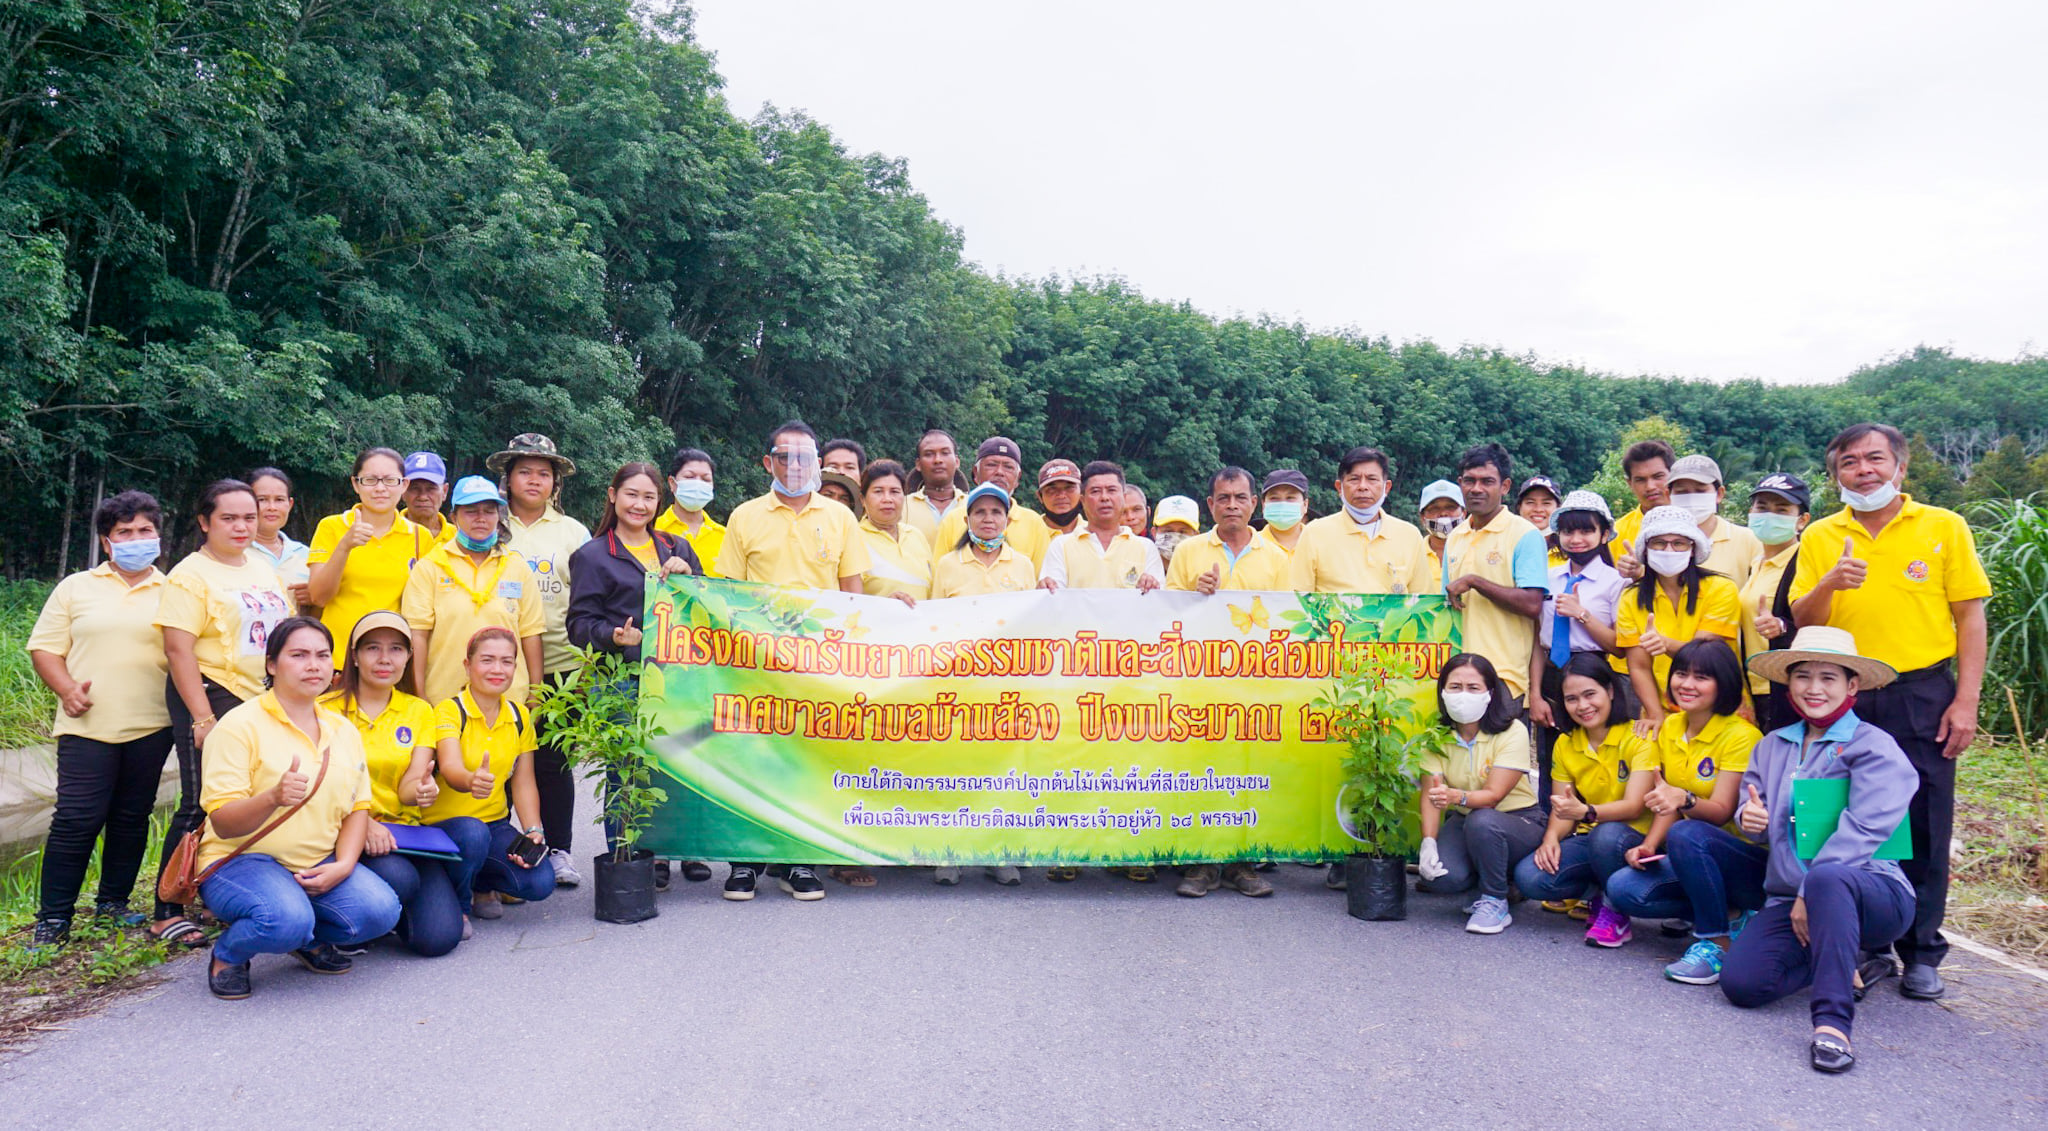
687, 1, 2046, 383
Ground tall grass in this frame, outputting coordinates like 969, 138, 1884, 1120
1972, 497, 2048, 737
0, 579, 56, 748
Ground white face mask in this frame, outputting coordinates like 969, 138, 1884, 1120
1154, 531, 1189, 560
1670, 490, 1718, 521
1442, 690, 1491, 725
1839, 477, 1900, 513
1647, 548, 1693, 577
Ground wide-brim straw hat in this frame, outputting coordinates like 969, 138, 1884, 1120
1747, 625, 1896, 689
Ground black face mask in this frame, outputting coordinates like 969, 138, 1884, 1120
1565, 545, 1604, 568
1045, 504, 1082, 526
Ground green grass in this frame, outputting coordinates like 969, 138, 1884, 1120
1952, 738, 2048, 959
0, 579, 56, 748
1972, 497, 2048, 738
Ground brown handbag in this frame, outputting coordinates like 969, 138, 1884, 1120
158, 748, 331, 904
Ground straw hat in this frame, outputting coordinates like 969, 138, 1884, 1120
1746, 625, 1896, 689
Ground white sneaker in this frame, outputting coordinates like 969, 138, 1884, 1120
549, 849, 582, 888
933, 866, 961, 885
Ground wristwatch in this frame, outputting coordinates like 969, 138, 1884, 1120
1581, 805, 1596, 825
1458, 791, 1469, 807
1680, 793, 1697, 813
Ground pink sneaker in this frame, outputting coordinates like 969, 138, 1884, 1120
1584, 901, 1633, 948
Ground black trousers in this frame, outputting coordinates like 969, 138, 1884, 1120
533, 669, 577, 852
155, 678, 244, 920
38, 731, 174, 922
1854, 667, 1957, 969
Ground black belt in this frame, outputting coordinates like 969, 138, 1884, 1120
1886, 661, 1953, 687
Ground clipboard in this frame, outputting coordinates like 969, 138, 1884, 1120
1791, 778, 1911, 860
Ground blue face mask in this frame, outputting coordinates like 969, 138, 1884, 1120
1747, 511, 1799, 544
673, 478, 714, 513
455, 528, 498, 553
1343, 498, 1384, 526
109, 538, 160, 572
1261, 500, 1304, 530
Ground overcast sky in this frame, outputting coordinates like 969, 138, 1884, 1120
688, 1, 2045, 384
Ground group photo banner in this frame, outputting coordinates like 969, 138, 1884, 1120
635, 577, 1462, 866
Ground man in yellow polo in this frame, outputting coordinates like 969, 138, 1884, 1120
1442, 443, 1550, 706
1288, 447, 1434, 596
903, 429, 965, 544
1791, 422, 1991, 1003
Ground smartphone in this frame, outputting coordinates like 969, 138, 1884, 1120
1634, 853, 1666, 864
508, 833, 549, 869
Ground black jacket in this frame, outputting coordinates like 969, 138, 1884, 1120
566, 529, 701, 664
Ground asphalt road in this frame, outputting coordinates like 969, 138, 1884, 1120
4, 830, 2044, 1127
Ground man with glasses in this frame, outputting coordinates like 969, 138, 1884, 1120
714, 420, 871, 903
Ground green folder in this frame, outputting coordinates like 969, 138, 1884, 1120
1791, 778, 1912, 860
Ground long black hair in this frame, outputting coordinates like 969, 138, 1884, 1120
1631, 558, 1721, 615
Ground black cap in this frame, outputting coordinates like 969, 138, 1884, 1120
1260, 468, 1310, 496
1516, 475, 1561, 502
1749, 472, 1811, 511
976, 437, 1023, 464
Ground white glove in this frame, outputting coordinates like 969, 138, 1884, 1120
1417, 836, 1448, 881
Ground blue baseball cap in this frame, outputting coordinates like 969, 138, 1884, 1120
448, 475, 505, 507
403, 451, 448, 485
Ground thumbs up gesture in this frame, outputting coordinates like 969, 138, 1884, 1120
1552, 784, 1588, 822
273, 753, 311, 807
1754, 593, 1786, 641
59, 679, 94, 718
468, 751, 496, 800
1640, 610, 1673, 657
412, 768, 440, 808
1196, 563, 1223, 596
1555, 579, 1586, 622
1424, 773, 1454, 810
1737, 783, 1770, 836
1616, 538, 1644, 580
1826, 537, 1867, 592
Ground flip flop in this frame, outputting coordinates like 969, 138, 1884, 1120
829, 866, 877, 888
148, 918, 209, 949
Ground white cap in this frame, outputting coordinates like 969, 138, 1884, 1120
1153, 495, 1200, 531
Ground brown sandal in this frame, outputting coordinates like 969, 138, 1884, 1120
828, 866, 877, 888
149, 917, 209, 949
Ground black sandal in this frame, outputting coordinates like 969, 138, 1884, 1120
1810, 1033, 1855, 1073
149, 917, 209, 949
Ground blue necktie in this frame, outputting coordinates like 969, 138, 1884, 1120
1550, 573, 1583, 670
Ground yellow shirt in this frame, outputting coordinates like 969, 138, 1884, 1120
1653, 711, 1761, 835
1417, 721, 1538, 815
28, 564, 171, 743
196, 693, 373, 872
1288, 513, 1436, 596
1739, 541, 1798, 694
933, 501, 1053, 570
1442, 509, 1549, 699
1042, 527, 1163, 590
904, 488, 963, 546
308, 509, 437, 665
1552, 725, 1661, 833
654, 509, 726, 579
622, 537, 659, 571
1789, 496, 1992, 673
400, 543, 545, 706
1256, 526, 1301, 560
506, 507, 590, 675
1703, 518, 1764, 591
716, 492, 873, 588
1613, 507, 1646, 550
930, 544, 1039, 598
322, 689, 436, 825
154, 551, 296, 700
1613, 575, 1741, 703
421, 691, 537, 824
858, 519, 933, 601
1164, 529, 1291, 591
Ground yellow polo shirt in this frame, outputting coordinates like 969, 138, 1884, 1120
421, 691, 537, 825
1552, 726, 1660, 833
506, 507, 590, 675
858, 520, 933, 601
1442, 509, 1550, 699
154, 551, 296, 700
931, 544, 1039, 598
934, 501, 1053, 570
29, 564, 171, 743
1043, 527, 1162, 590
1288, 513, 1436, 595
1789, 496, 1992, 674
1653, 711, 1761, 835
1614, 576, 1741, 702
716, 492, 873, 588
1417, 721, 1538, 815
654, 509, 726, 579
401, 543, 545, 705
1613, 507, 1646, 550
196, 692, 373, 872
1164, 529, 1291, 592
1256, 526, 1302, 560
308, 509, 435, 665
1739, 541, 1798, 694
1702, 518, 1764, 591
904, 489, 963, 546
323, 689, 436, 825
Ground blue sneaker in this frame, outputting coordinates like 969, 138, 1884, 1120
1666, 939, 1726, 984
1728, 909, 1757, 942
1465, 895, 1512, 934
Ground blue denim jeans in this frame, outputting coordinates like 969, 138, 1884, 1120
1519, 822, 1645, 902
1722, 864, 1914, 1038
475, 819, 557, 903
199, 854, 401, 966
358, 817, 488, 959
1604, 819, 1768, 937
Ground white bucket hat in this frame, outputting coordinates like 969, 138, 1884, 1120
1746, 625, 1897, 689
1635, 504, 1710, 564
1554, 489, 1614, 528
